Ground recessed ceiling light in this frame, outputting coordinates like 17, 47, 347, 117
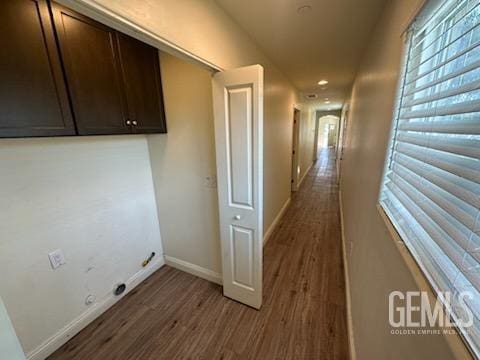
297, 5, 312, 15
318, 80, 328, 86
325, 100, 331, 104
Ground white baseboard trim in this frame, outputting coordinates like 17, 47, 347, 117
27, 257, 165, 360
339, 190, 356, 360
298, 162, 313, 188
264, 197, 291, 246
164, 255, 222, 285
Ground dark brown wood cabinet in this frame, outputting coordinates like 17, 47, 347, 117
52, 3, 167, 136
52, 4, 130, 135
0, 0, 76, 137
117, 33, 167, 134
0, 0, 167, 138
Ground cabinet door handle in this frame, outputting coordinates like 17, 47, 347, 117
234, 215, 241, 220
132, 120, 138, 126
126, 120, 132, 126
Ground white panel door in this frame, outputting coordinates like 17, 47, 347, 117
0, 297, 25, 360
212, 64, 263, 309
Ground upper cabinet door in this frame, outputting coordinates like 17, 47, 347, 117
116, 33, 167, 134
0, 0, 75, 138
52, 3, 130, 135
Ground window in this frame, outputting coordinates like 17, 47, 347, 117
380, 0, 480, 354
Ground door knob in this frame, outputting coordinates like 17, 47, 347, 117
132, 120, 138, 126
234, 215, 241, 220
126, 120, 132, 125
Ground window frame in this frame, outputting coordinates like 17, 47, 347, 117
378, 0, 480, 356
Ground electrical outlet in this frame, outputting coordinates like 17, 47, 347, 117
48, 249, 66, 269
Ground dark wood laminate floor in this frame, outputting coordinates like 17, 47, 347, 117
49, 149, 348, 360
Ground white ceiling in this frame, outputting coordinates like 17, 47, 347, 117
215, 0, 387, 110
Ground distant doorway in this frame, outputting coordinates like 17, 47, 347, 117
323, 122, 338, 148
313, 114, 339, 160
313, 110, 341, 161
291, 108, 301, 191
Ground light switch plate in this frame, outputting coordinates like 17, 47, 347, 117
48, 249, 66, 269
204, 175, 217, 189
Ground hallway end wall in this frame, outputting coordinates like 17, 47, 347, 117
339, 0, 460, 358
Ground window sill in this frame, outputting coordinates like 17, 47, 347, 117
376, 203, 474, 360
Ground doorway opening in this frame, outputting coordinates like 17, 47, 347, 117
319, 116, 339, 149
313, 110, 341, 161
291, 108, 301, 191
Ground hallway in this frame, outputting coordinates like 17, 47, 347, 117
49, 149, 348, 360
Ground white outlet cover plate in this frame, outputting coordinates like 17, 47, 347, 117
48, 249, 66, 269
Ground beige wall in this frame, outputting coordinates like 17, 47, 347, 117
339, 0, 459, 358
296, 106, 317, 186
148, 53, 222, 277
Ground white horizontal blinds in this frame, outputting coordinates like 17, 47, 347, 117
380, 0, 480, 354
